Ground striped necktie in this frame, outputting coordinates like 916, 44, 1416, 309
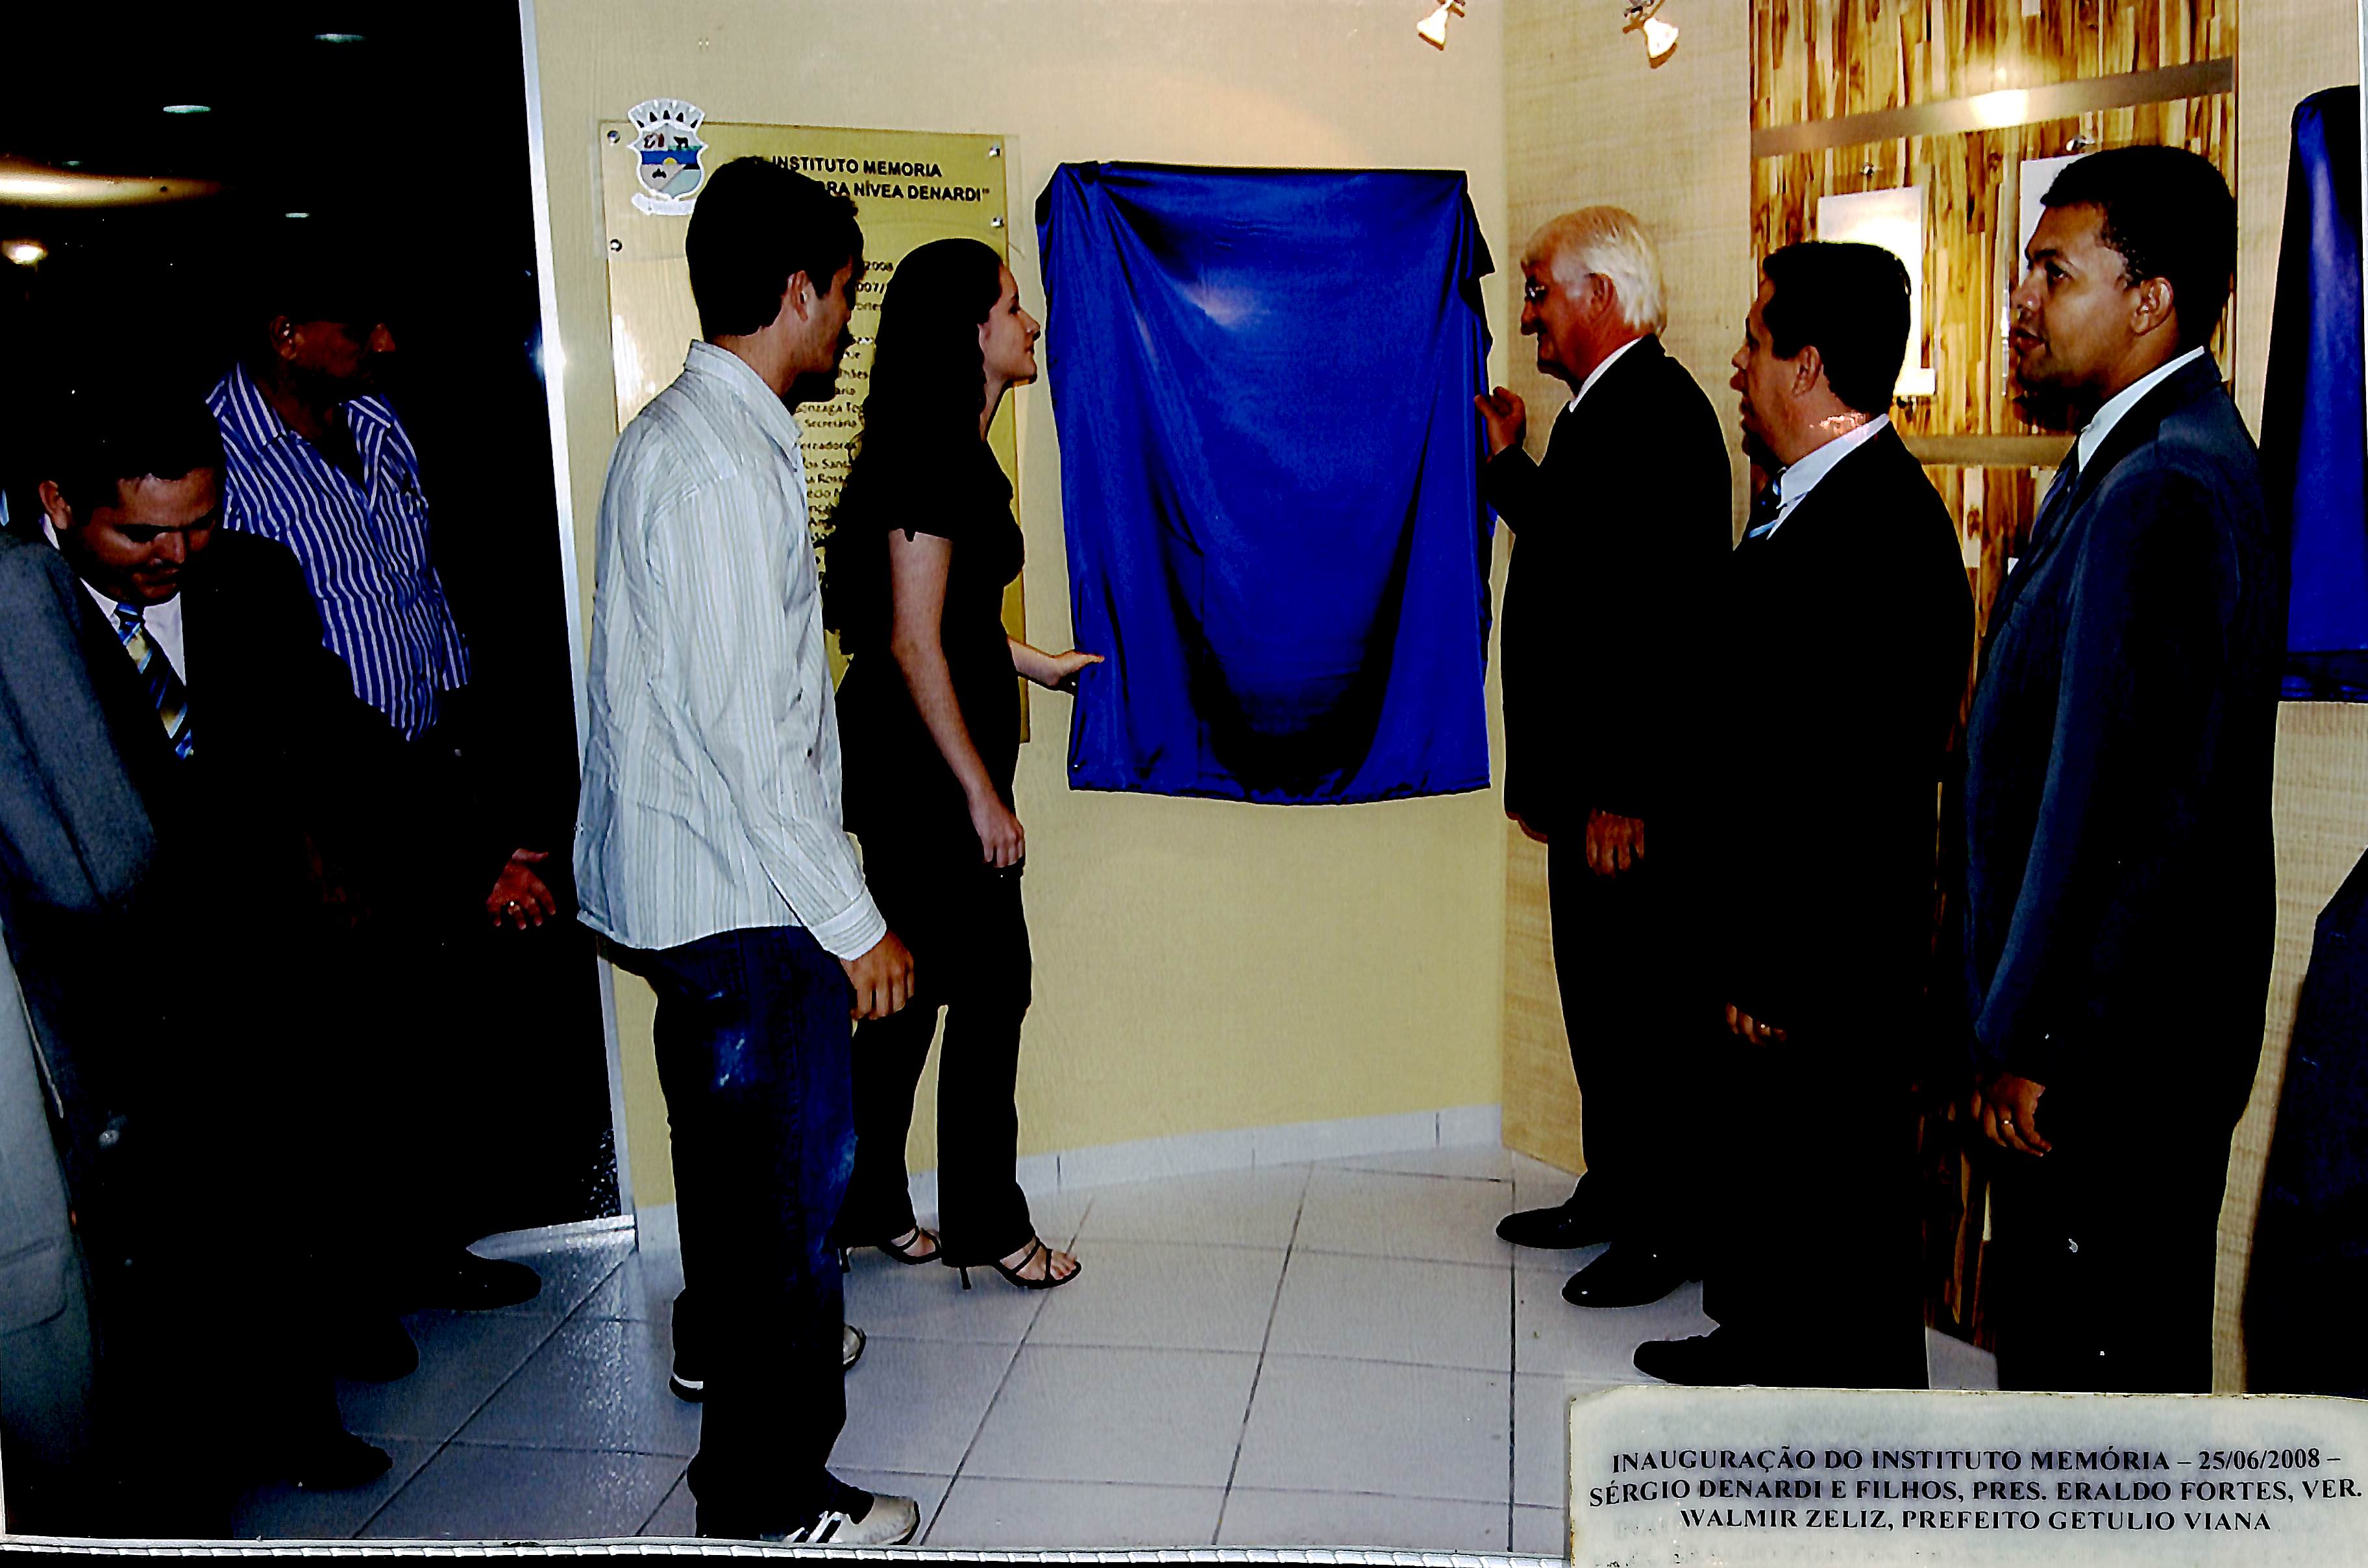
114, 605, 194, 760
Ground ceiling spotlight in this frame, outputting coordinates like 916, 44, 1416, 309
3, 239, 47, 267
1623, 0, 1680, 65
162, 103, 212, 115
1416, 0, 1466, 50
314, 32, 367, 43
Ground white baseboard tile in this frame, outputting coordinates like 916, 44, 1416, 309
628, 1105, 1508, 1240
1250, 1107, 1442, 1166
1054, 1124, 1260, 1189
1015, 1150, 1061, 1198
1437, 1103, 1503, 1147
632, 1201, 678, 1252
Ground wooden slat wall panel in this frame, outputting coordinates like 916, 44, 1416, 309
1758, 0, 2232, 129
1753, 106, 2234, 447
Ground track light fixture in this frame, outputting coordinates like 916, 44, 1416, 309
1415, 1, 1674, 65
1623, 0, 1681, 66
1416, 0, 1466, 51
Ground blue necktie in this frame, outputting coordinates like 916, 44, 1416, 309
2027, 447, 2083, 555
1745, 477, 1784, 539
115, 606, 194, 760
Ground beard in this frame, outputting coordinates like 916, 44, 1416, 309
2007, 342, 2084, 431
2011, 378, 2082, 432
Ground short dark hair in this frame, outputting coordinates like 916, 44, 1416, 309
685, 159, 865, 339
2040, 145, 2234, 352
245, 215, 401, 340
1760, 241, 1912, 418
45, 386, 225, 518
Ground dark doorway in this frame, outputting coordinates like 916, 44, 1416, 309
1, 1, 618, 1236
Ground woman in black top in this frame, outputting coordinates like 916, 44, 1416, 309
826, 238, 1096, 1290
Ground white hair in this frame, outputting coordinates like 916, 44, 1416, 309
1523, 206, 1667, 336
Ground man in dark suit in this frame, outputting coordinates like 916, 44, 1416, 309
0, 388, 404, 1529
1633, 242, 1973, 1388
1475, 206, 1732, 1308
1967, 146, 2277, 1393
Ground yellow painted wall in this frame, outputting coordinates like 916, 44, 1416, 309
528, 0, 1514, 1208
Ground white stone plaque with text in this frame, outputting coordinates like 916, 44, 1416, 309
1569, 1386, 2368, 1565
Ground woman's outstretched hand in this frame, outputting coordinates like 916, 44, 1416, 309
970, 788, 1026, 868
1035, 648, 1103, 692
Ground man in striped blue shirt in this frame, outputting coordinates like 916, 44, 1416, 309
206, 248, 549, 1338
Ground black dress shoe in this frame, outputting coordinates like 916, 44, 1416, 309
406, 1249, 541, 1310
1496, 1200, 1610, 1249
1560, 1245, 1689, 1309
335, 1313, 419, 1382
1633, 1330, 1765, 1387
278, 1428, 394, 1491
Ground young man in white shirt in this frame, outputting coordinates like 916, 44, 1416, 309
576, 158, 917, 1545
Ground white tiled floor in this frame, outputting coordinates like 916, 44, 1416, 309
229, 1144, 1996, 1550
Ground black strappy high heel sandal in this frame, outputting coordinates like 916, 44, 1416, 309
953, 1236, 1081, 1292
839, 1225, 941, 1272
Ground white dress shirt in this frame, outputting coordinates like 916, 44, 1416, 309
41, 519, 188, 679
574, 340, 887, 959
2075, 347, 2208, 473
1562, 334, 1647, 415
1754, 413, 1893, 539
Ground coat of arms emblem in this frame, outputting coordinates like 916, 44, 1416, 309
629, 98, 706, 215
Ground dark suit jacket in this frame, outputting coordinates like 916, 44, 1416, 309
1694, 424, 1974, 1047
0, 528, 408, 1197
1484, 336, 1733, 835
1962, 356, 2280, 1123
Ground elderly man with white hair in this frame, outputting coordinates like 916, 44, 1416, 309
1477, 206, 1731, 1310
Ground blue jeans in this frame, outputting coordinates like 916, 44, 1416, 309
623, 925, 855, 1534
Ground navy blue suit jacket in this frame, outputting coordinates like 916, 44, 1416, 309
1962, 355, 2282, 1123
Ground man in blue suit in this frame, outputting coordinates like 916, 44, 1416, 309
1966, 145, 2280, 1392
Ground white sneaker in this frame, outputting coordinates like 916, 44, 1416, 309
778, 1490, 920, 1545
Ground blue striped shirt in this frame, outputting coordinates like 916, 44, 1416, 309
208, 363, 472, 739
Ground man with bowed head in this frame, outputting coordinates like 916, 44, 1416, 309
576, 158, 919, 1543
1474, 206, 1732, 1311
1967, 144, 2276, 1393
1633, 240, 1971, 1388
0, 386, 429, 1527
